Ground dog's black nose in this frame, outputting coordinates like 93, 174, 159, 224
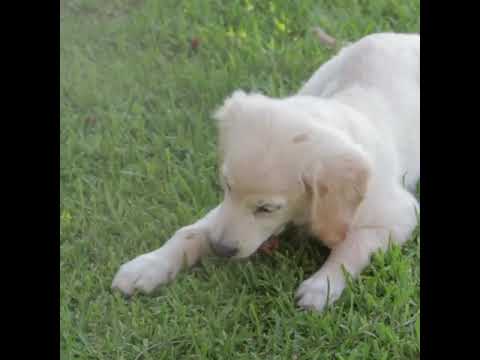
211, 242, 238, 258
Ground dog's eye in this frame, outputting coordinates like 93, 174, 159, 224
254, 205, 274, 215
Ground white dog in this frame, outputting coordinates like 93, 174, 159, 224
112, 32, 420, 312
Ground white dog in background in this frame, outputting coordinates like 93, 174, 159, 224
112, 32, 420, 312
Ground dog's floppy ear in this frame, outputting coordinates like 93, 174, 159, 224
302, 143, 371, 248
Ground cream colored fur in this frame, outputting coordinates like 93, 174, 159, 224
112, 33, 420, 312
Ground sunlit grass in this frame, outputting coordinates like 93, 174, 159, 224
60, 1, 420, 358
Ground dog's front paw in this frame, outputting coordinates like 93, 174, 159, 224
111, 252, 176, 296
295, 270, 346, 312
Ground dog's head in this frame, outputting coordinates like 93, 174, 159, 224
211, 91, 372, 258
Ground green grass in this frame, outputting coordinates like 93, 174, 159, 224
60, 0, 420, 358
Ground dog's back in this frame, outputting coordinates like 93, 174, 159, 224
299, 33, 420, 191
299, 33, 419, 98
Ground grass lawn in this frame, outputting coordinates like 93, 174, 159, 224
60, 0, 420, 359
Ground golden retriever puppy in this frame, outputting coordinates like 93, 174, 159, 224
112, 32, 420, 312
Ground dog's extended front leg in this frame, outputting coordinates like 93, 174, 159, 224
112, 205, 221, 296
295, 227, 391, 312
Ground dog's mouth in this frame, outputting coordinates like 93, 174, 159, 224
258, 224, 287, 255
272, 224, 287, 237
